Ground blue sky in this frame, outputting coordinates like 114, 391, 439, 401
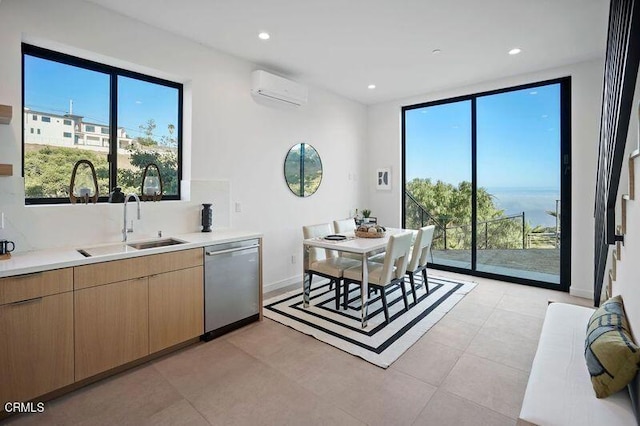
405, 83, 561, 190
24, 55, 179, 140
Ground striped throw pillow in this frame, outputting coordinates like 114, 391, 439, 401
585, 295, 640, 398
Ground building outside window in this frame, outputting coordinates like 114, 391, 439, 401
32, 114, 37, 121
22, 43, 182, 203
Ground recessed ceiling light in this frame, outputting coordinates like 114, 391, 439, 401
368, 84, 376, 89
258, 32, 270, 40
529, 91, 538, 95
508, 48, 522, 55
432, 49, 441, 55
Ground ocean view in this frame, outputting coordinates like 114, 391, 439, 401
487, 187, 560, 228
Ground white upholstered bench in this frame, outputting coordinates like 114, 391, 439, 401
518, 302, 637, 426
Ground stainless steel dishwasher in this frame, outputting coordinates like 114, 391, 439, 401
202, 238, 260, 340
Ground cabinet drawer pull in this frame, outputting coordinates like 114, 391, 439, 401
7, 297, 43, 306
206, 244, 260, 256
12, 271, 44, 280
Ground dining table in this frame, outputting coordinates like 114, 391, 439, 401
302, 227, 413, 328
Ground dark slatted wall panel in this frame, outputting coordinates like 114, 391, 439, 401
594, 0, 640, 305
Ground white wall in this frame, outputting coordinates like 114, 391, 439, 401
0, 0, 367, 292
613, 70, 640, 336
366, 60, 604, 299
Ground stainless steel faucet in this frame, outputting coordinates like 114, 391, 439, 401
123, 193, 141, 242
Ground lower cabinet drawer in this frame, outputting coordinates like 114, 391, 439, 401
0, 268, 73, 305
0, 292, 74, 404
74, 278, 149, 381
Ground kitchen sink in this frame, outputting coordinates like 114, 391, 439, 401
78, 238, 186, 257
77, 243, 136, 257
127, 238, 185, 250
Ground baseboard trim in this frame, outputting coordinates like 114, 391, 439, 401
264, 274, 330, 294
569, 287, 593, 299
264, 275, 302, 294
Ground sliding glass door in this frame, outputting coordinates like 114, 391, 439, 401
402, 78, 570, 290
476, 84, 562, 283
404, 100, 472, 269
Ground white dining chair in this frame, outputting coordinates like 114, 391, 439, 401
405, 225, 435, 304
332, 218, 362, 261
333, 218, 356, 233
303, 223, 361, 309
342, 232, 413, 324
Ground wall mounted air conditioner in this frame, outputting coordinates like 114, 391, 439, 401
251, 70, 308, 107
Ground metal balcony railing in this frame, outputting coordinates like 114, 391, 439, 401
405, 190, 562, 251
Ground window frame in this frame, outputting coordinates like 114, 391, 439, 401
22, 43, 183, 204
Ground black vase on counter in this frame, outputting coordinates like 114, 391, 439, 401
108, 187, 125, 203
201, 203, 212, 232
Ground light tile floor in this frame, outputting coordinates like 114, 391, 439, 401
4, 271, 591, 425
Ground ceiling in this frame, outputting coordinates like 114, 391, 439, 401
85, 0, 609, 105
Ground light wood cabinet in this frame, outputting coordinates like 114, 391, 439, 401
74, 278, 149, 381
148, 248, 202, 274
73, 249, 202, 291
149, 266, 204, 353
73, 249, 203, 380
74, 256, 149, 290
0, 268, 73, 305
1, 246, 210, 405
0, 269, 74, 406
0, 292, 74, 405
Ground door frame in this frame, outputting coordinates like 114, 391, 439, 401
401, 77, 571, 292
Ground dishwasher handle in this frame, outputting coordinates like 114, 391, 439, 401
205, 244, 260, 256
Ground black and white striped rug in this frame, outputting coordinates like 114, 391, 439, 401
264, 275, 476, 368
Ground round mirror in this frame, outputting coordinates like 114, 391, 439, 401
284, 143, 323, 197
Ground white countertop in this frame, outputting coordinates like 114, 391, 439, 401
0, 229, 262, 278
